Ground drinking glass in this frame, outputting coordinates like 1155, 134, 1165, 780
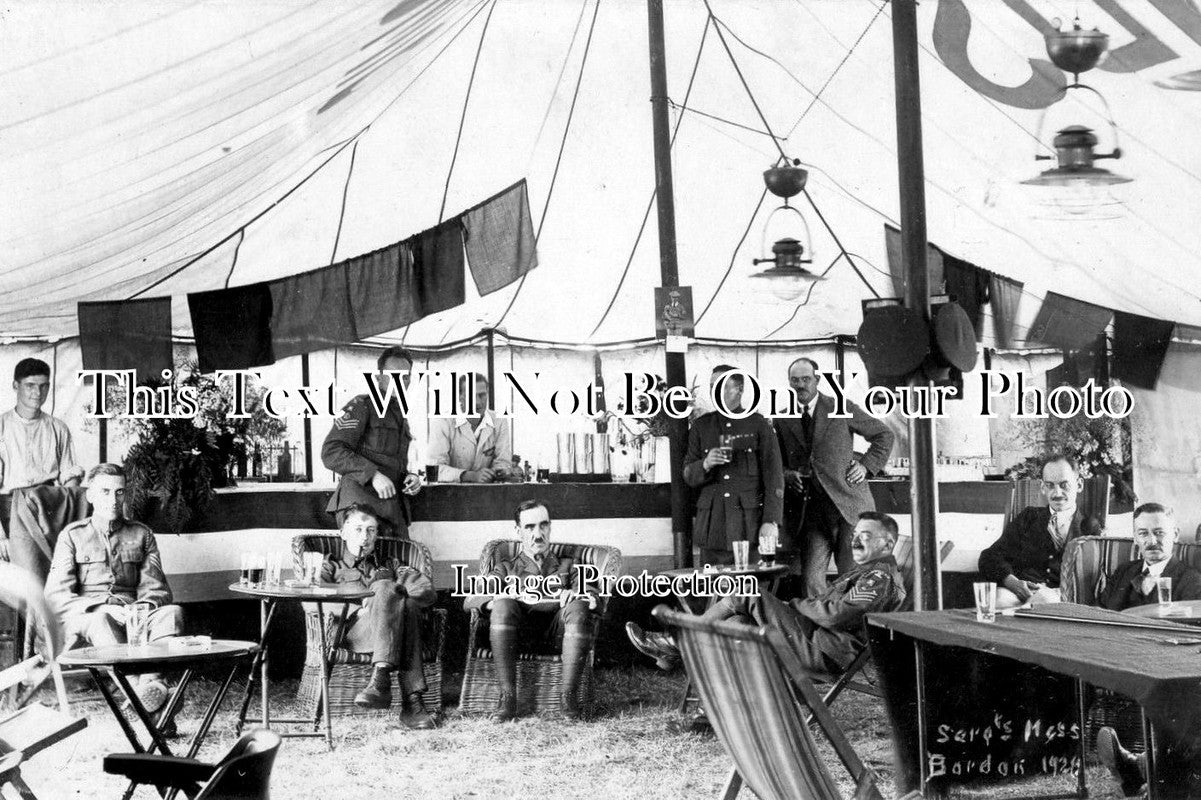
425, 464, 440, 483
732, 540, 750, 571
717, 434, 735, 462
973, 581, 997, 623
125, 604, 151, 647
240, 553, 252, 586
303, 551, 324, 585
1157, 576, 1173, 607
265, 552, 284, 586
758, 528, 777, 566
247, 553, 266, 587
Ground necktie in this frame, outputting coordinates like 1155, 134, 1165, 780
1047, 512, 1065, 549
1139, 566, 1156, 596
801, 406, 814, 448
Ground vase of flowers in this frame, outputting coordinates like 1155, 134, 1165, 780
93, 363, 287, 532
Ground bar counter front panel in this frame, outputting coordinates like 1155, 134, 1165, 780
146, 480, 1095, 603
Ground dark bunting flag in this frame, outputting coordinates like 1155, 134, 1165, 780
268, 263, 357, 359
1027, 291, 1112, 351
187, 283, 274, 373
942, 253, 990, 340
408, 218, 466, 317
1112, 310, 1174, 389
883, 223, 945, 297
462, 179, 539, 295
77, 297, 172, 380
989, 272, 1023, 349
346, 243, 415, 338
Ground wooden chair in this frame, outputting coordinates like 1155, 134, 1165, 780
1003, 474, 1111, 530
0, 655, 88, 800
291, 535, 446, 717
104, 728, 281, 800
459, 539, 622, 717
653, 604, 921, 800
816, 536, 955, 710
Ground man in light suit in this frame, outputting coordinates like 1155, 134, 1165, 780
775, 358, 895, 597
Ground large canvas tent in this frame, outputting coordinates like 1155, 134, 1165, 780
4, 0, 1201, 528
4, 0, 1201, 346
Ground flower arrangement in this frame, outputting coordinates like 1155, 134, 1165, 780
94, 363, 287, 532
1004, 412, 1133, 505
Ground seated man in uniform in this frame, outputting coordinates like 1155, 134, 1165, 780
1098, 502, 1201, 611
978, 453, 1102, 609
464, 500, 597, 722
319, 503, 437, 730
629, 511, 906, 681
426, 373, 513, 483
44, 463, 182, 712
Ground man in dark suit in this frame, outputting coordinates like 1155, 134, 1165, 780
978, 453, 1103, 608
321, 347, 423, 537
682, 365, 783, 567
775, 358, 894, 597
1099, 502, 1201, 612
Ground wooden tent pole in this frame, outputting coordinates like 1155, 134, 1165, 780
892, 0, 942, 610
647, 0, 691, 568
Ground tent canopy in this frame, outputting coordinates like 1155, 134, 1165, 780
4, 0, 1201, 347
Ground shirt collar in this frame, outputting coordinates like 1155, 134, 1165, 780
1143, 558, 1170, 577
455, 409, 496, 430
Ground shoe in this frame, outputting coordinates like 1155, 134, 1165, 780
686, 708, 713, 736
354, 664, 393, 710
395, 692, 437, 730
490, 692, 518, 723
626, 622, 681, 671
1097, 726, 1145, 797
137, 679, 169, 715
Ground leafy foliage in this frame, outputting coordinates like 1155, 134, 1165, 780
1005, 412, 1134, 506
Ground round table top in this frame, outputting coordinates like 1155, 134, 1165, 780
658, 563, 790, 580
228, 581, 374, 601
1122, 599, 1201, 623
59, 638, 258, 668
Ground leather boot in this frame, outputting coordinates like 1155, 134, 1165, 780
558, 629, 589, 721
396, 691, 437, 730
353, 663, 393, 709
1097, 726, 1145, 797
490, 619, 519, 722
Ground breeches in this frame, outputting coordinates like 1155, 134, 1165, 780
334, 582, 426, 694
487, 598, 595, 655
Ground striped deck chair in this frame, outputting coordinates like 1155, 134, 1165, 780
653, 605, 921, 800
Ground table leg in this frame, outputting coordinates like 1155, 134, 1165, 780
91, 667, 144, 753
163, 659, 247, 800
156, 668, 194, 737
1074, 680, 1088, 799
314, 601, 335, 749
260, 598, 270, 727
1143, 710, 1159, 800
235, 598, 278, 735
112, 669, 175, 758
914, 639, 929, 796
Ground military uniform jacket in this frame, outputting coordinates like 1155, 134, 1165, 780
683, 410, 783, 550
319, 553, 436, 607
462, 550, 594, 611
791, 554, 905, 668
321, 394, 413, 530
45, 517, 173, 617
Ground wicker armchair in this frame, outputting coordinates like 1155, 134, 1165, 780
291, 535, 446, 717
459, 539, 622, 717
1061, 535, 1201, 752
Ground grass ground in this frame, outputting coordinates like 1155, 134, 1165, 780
16, 666, 1131, 800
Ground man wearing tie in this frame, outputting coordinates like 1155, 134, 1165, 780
774, 358, 894, 597
978, 453, 1103, 608
1098, 502, 1201, 611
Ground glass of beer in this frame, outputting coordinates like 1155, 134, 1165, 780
718, 435, 735, 462
240, 553, 252, 587
759, 528, 777, 566
425, 464, 439, 483
247, 553, 266, 587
